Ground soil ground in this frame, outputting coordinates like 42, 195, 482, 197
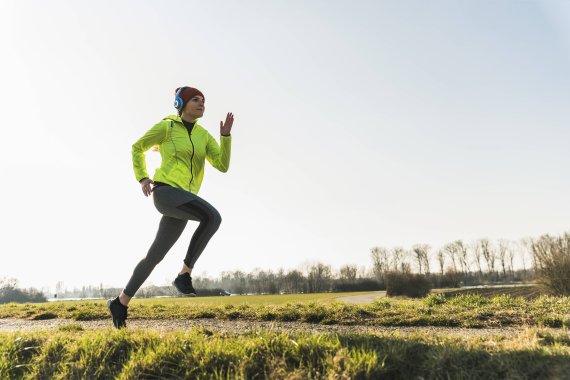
0, 317, 533, 338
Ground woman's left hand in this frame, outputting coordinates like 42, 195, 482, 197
220, 112, 234, 136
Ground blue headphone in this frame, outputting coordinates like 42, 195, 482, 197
173, 86, 188, 111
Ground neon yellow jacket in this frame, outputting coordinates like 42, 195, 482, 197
132, 114, 231, 194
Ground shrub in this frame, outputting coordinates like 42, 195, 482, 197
333, 279, 384, 292
435, 270, 463, 288
0, 279, 47, 304
385, 271, 432, 298
531, 232, 570, 296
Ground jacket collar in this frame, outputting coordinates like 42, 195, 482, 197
164, 114, 201, 127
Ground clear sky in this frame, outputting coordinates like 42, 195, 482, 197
1, 1, 569, 291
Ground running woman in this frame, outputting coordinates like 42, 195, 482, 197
108, 86, 234, 329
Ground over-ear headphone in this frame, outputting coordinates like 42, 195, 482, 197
173, 86, 188, 111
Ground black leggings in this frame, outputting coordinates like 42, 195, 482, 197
123, 185, 222, 297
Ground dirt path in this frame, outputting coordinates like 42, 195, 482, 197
334, 291, 386, 304
0, 318, 531, 337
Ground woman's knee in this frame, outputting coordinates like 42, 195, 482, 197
197, 204, 222, 229
215, 206, 222, 223
210, 208, 222, 229
178, 200, 222, 229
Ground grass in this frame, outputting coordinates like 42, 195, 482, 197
3, 289, 570, 378
130, 291, 378, 306
1, 292, 570, 328
440, 285, 543, 299
1, 327, 570, 379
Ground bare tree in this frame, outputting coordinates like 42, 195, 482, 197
254, 269, 277, 294
276, 268, 286, 291
530, 232, 570, 295
391, 247, 408, 272
307, 263, 332, 293
412, 244, 431, 274
423, 247, 431, 275
519, 237, 533, 277
283, 270, 305, 294
471, 241, 483, 278
231, 270, 247, 294
339, 265, 358, 282
506, 243, 516, 275
436, 249, 445, 276
479, 239, 496, 278
498, 240, 510, 278
370, 247, 390, 281
246, 272, 255, 293
443, 242, 459, 272
455, 240, 470, 274
1, 277, 18, 289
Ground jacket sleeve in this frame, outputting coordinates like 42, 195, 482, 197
132, 121, 168, 181
206, 132, 232, 173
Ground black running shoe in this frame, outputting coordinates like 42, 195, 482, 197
107, 297, 128, 329
173, 273, 197, 296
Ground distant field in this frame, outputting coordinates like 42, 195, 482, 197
45, 291, 379, 307
131, 291, 379, 306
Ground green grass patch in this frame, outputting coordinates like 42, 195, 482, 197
1, 293, 570, 329
1, 328, 570, 379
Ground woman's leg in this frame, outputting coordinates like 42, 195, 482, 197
175, 197, 222, 271
122, 215, 188, 302
118, 186, 221, 301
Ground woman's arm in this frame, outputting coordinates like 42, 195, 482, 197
132, 121, 168, 182
206, 134, 232, 173
206, 113, 234, 173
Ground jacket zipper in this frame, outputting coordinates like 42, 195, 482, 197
187, 126, 195, 189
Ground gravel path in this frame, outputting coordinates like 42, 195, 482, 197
0, 318, 530, 337
334, 291, 386, 304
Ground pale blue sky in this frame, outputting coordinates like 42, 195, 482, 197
1, 1, 569, 291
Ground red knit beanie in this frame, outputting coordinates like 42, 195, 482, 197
175, 86, 205, 110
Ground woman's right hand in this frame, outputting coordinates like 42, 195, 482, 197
140, 178, 154, 197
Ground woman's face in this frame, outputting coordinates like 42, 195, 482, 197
182, 95, 205, 119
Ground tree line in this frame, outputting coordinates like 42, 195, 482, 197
3, 231, 568, 302
0, 278, 46, 304
370, 237, 535, 288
